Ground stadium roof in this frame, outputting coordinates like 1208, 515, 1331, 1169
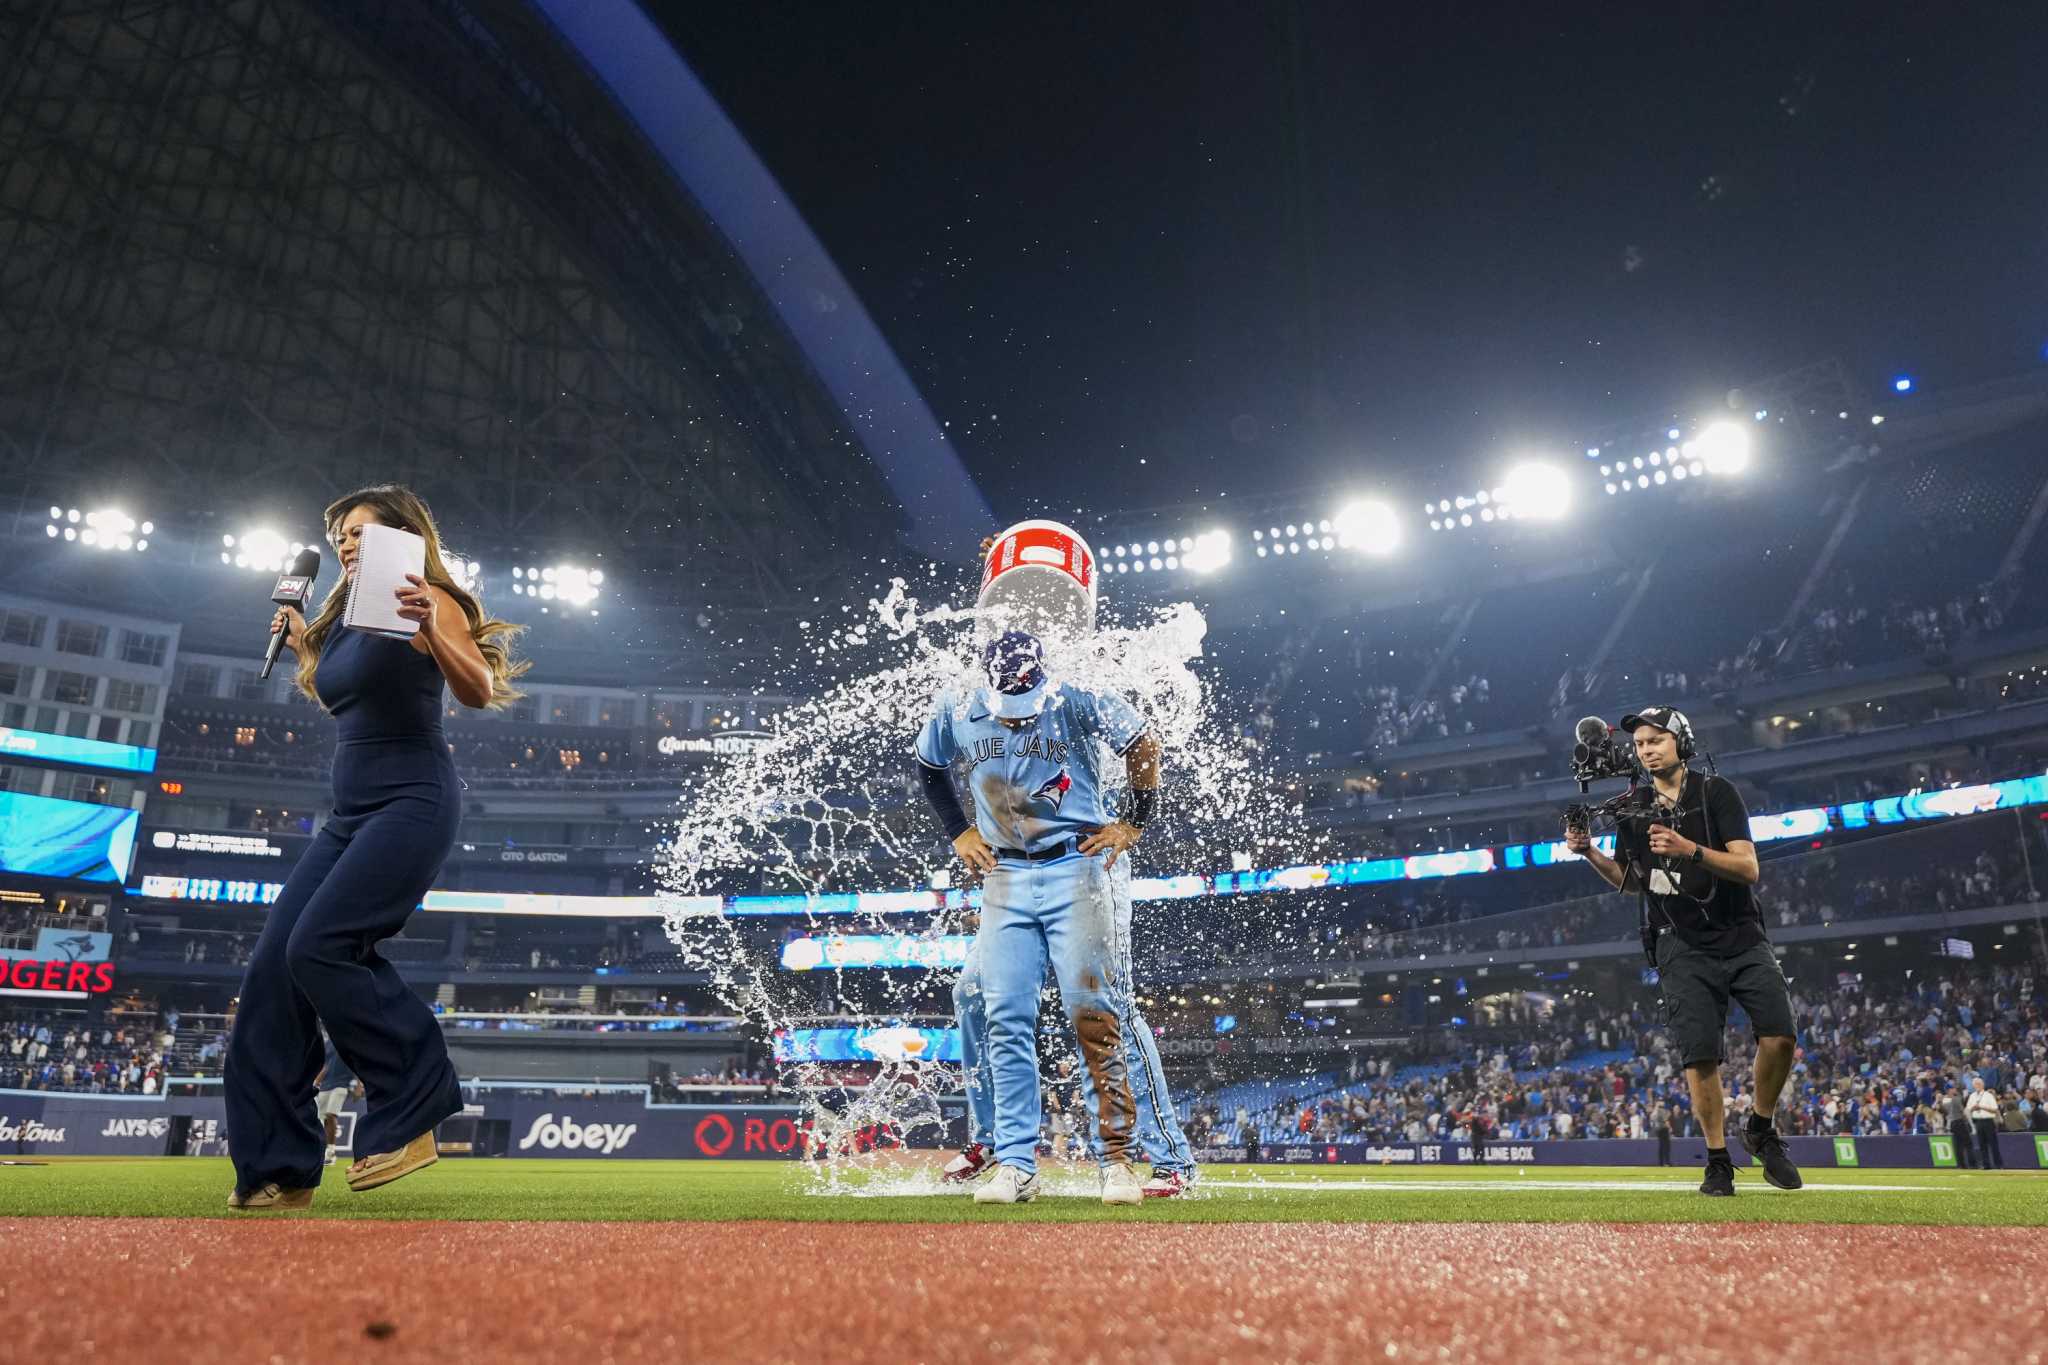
0, 0, 987, 646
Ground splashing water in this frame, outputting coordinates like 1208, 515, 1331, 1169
655, 577, 1320, 1189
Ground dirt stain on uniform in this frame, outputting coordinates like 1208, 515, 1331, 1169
1073, 1009, 1136, 1162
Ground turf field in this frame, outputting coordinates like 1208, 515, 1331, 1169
5, 1155, 2043, 1225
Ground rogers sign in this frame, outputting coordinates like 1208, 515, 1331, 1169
689, 1112, 808, 1158
2, 961, 115, 994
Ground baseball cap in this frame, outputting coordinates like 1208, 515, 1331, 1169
1620, 704, 1686, 737
980, 629, 1050, 720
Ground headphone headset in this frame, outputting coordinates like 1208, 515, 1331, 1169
1661, 707, 1696, 762
1626, 704, 1696, 763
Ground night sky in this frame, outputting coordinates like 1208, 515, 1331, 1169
662, 5, 2047, 518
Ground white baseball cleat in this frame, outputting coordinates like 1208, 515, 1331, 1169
973, 1163, 1040, 1205
1101, 1161, 1146, 1206
1142, 1166, 1195, 1199
941, 1142, 996, 1184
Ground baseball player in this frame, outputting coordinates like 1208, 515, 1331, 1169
915, 629, 1187, 1205
315, 1031, 355, 1165
944, 925, 1196, 1196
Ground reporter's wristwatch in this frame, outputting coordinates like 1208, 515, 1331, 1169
1689, 845, 1705, 864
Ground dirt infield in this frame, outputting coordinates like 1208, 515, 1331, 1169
4, 1218, 2043, 1363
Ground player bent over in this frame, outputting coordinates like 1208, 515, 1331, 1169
915, 630, 1188, 1205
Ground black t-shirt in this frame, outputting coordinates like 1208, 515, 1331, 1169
1616, 770, 1763, 956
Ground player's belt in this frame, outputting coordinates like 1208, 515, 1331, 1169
994, 839, 1078, 863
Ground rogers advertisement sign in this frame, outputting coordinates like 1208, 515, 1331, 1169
688, 1111, 808, 1158
0, 960, 115, 994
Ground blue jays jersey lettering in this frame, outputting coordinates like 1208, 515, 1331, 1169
915, 683, 1146, 854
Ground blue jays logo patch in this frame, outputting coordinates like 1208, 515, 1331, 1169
1032, 769, 1073, 811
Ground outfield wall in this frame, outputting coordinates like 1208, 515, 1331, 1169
0, 1090, 960, 1161
1206, 1133, 2048, 1170
5, 1089, 2044, 1169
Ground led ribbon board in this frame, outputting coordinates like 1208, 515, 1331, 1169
0, 727, 156, 774
779, 935, 974, 971
124, 774, 2048, 915
772, 1025, 962, 1064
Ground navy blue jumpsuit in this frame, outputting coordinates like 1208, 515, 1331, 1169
224, 624, 465, 1193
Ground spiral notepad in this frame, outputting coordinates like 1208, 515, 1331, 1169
341, 523, 428, 638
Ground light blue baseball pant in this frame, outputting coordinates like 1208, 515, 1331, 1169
967, 848, 1192, 1176
954, 912, 1193, 1172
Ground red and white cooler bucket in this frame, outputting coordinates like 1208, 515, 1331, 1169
977, 519, 1097, 635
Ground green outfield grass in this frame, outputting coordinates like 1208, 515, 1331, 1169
2, 1157, 2044, 1225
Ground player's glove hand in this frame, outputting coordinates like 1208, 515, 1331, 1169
952, 828, 998, 875
1079, 821, 1141, 868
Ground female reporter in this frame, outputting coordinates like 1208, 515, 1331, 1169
224, 485, 527, 1209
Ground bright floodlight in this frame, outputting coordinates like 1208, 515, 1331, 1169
1498, 462, 1573, 521
48, 507, 147, 552
550, 564, 601, 608
231, 529, 292, 572
1893, 375, 1914, 393
1183, 529, 1231, 574
1696, 421, 1753, 475
1333, 499, 1400, 555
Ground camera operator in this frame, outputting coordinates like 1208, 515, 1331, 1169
1562, 706, 1801, 1196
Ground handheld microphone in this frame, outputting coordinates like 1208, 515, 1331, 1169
260, 547, 323, 680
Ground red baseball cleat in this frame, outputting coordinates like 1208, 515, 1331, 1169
1142, 1166, 1195, 1199
941, 1142, 996, 1183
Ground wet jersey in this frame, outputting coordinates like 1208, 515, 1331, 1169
914, 683, 1146, 854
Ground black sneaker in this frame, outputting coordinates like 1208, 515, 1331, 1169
1699, 1157, 1735, 1196
1738, 1124, 1803, 1190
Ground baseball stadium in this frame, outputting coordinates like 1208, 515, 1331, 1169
1, 3, 2045, 1361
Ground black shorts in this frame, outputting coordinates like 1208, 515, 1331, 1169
1653, 932, 1795, 1068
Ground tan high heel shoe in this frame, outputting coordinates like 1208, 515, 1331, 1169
346, 1128, 438, 1191
227, 1182, 316, 1210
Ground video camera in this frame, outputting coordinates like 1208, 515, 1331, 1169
1561, 717, 1657, 837
1568, 715, 1639, 792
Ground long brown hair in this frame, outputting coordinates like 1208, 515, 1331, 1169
293, 485, 530, 710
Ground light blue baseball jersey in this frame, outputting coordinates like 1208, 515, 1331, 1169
914, 683, 1147, 854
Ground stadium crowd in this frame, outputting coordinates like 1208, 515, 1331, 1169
1181, 958, 2046, 1164
0, 1006, 223, 1094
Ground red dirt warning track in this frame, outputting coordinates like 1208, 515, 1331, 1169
3, 1219, 2044, 1363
